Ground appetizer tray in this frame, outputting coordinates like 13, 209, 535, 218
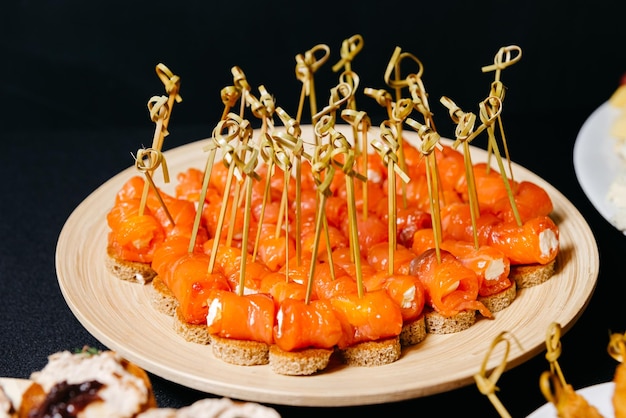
574, 101, 625, 234
56, 126, 599, 407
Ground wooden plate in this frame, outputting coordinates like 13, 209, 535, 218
55, 126, 599, 406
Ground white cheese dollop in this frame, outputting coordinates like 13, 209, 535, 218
539, 228, 559, 258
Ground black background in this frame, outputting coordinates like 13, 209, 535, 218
2, 1, 626, 416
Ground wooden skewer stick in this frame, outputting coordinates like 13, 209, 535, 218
155, 63, 182, 136
544, 322, 567, 388
384, 48, 432, 203
341, 108, 371, 219
306, 142, 335, 304
371, 122, 410, 276
311, 80, 356, 260
139, 64, 182, 207
134, 147, 174, 226
207, 116, 245, 274
481, 46, 522, 181
474, 331, 522, 418
139, 96, 169, 216
363, 88, 412, 209
237, 142, 260, 296
332, 35, 364, 152
440, 96, 481, 249
252, 134, 278, 261
225, 118, 253, 248
330, 128, 367, 297
295, 44, 330, 128
405, 118, 444, 263
478, 97, 523, 226
273, 107, 306, 266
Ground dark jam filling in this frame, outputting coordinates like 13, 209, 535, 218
29, 380, 104, 418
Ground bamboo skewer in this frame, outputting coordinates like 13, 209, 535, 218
332, 35, 364, 152
329, 126, 367, 296
478, 97, 522, 226
134, 147, 174, 226
342, 109, 371, 219
544, 322, 567, 388
481, 46, 522, 183
405, 118, 444, 263
440, 96, 481, 249
474, 331, 522, 418
236, 142, 261, 296
138, 64, 182, 218
138, 96, 170, 217
306, 142, 335, 304
295, 44, 330, 128
371, 122, 410, 275
205, 116, 246, 273
273, 107, 305, 266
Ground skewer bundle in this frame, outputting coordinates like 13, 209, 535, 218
104, 39, 560, 375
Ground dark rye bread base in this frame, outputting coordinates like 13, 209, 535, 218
400, 315, 427, 347
268, 345, 334, 375
338, 336, 402, 367
477, 281, 518, 314
424, 309, 476, 334
147, 276, 178, 316
209, 334, 270, 366
105, 247, 157, 284
509, 259, 557, 289
173, 308, 211, 345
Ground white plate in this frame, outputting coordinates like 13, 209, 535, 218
526, 382, 615, 417
573, 101, 626, 234
55, 126, 599, 407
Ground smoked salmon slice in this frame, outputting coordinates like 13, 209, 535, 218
363, 272, 426, 323
411, 228, 512, 297
410, 248, 492, 318
330, 290, 403, 349
206, 289, 275, 345
165, 252, 231, 324
274, 298, 343, 351
488, 215, 559, 265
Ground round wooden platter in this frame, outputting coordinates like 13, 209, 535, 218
55, 126, 599, 407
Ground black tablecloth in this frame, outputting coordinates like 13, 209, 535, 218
3, 1, 626, 416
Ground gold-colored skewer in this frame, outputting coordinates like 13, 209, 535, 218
295, 44, 330, 128
481, 45, 522, 182
544, 322, 567, 388
363, 87, 413, 209
405, 118, 444, 263
371, 122, 410, 276
237, 142, 260, 296
155, 63, 182, 135
273, 107, 305, 265
342, 108, 371, 219
207, 115, 245, 274
252, 134, 278, 261
138, 96, 170, 216
134, 147, 174, 226
138, 64, 182, 214
329, 125, 367, 297
440, 96, 481, 249
478, 97, 522, 226
332, 35, 364, 151
474, 331, 523, 418
306, 142, 335, 304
